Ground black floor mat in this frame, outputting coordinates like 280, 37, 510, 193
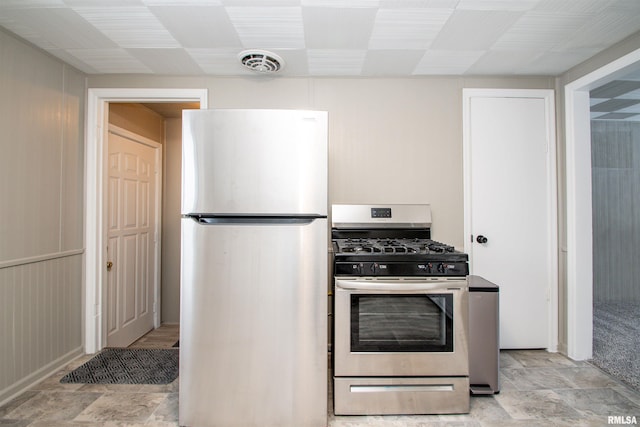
60, 348, 179, 385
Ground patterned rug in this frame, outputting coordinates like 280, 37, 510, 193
60, 348, 179, 385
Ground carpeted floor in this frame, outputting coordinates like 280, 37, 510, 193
60, 348, 179, 385
592, 301, 640, 391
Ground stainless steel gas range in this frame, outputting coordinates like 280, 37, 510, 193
331, 204, 470, 415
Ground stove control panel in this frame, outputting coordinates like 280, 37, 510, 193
334, 261, 468, 277
371, 207, 392, 218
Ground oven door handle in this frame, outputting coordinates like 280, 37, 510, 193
335, 279, 465, 292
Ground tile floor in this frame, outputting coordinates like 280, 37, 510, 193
1, 324, 639, 426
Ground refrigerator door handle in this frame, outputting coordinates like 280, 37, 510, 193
192, 216, 324, 225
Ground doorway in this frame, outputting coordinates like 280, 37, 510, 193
565, 48, 640, 360
589, 77, 640, 390
463, 89, 558, 351
106, 124, 161, 348
85, 88, 208, 354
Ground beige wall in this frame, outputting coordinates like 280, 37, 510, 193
89, 75, 555, 248
110, 103, 165, 142
0, 28, 85, 404
162, 118, 182, 324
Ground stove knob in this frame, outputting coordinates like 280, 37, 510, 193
437, 263, 446, 273
350, 263, 363, 274
371, 263, 377, 274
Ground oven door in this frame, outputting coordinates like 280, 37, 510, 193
334, 277, 469, 377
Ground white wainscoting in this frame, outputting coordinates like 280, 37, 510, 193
0, 252, 84, 405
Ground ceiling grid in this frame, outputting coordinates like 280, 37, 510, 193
1, 0, 639, 119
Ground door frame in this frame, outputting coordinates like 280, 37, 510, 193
106, 124, 162, 347
462, 88, 559, 352
564, 47, 640, 360
85, 88, 208, 354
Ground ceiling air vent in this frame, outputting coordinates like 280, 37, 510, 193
238, 50, 284, 74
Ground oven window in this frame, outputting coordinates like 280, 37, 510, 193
350, 294, 453, 352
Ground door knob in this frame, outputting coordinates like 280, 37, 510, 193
106, 261, 113, 271
476, 235, 488, 244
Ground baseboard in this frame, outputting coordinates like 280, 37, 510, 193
0, 346, 83, 407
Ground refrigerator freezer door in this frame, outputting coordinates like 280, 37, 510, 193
182, 109, 328, 216
179, 217, 328, 427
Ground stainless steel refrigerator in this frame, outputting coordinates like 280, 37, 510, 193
179, 109, 328, 427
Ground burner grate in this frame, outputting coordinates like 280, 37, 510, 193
334, 238, 456, 256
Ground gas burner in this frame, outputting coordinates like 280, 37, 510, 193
427, 242, 455, 253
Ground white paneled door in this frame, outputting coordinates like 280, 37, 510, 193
463, 89, 557, 350
106, 127, 160, 348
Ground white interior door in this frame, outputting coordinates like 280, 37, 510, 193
106, 127, 160, 347
463, 89, 557, 350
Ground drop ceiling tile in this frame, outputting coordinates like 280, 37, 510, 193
149, 5, 241, 48
186, 48, 246, 74
557, 10, 640, 51
226, 7, 304, 48
368, 8, 453, 50
591, 99, 640, 112
303, 6, 376, 49
144, 0, 222, 4
611, 0, 640, 11
379, 0, 458, 8
617, 102, 640, 114
0, 18, 59, 50
72, 6, 180, 48
65, 48, 153, 73
0, 7, 116, 49
362, 50, 424, 75
590, 81, 640, 99
456, 0, 538, 12
46, 48, 100, 73
413, 50, 484, 75
518, 49, 598, 75
619, 89, 640, 102
430, 10, 523, 50
533, 0, 608, 14
307, 49, 366, 75
594, 112, 640, 120
466, 49, 543, 75
65, 0, 144, 6
266, 49, 308, 76
624, 69, 640, 81
492, 12, 586, 50
128, 48, 204, 74
0, 0, 65, 8
223, 0, 298, 5
301, 0, 379, 7
590, 98, 607, 106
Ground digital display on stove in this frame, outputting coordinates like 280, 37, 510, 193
371, 207, 391, 218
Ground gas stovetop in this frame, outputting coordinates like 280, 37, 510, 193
332, 238, 468, 277
331, 204, 468, 277
334, 238, 457, 255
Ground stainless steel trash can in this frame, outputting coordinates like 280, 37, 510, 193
468, 275, 500, 395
